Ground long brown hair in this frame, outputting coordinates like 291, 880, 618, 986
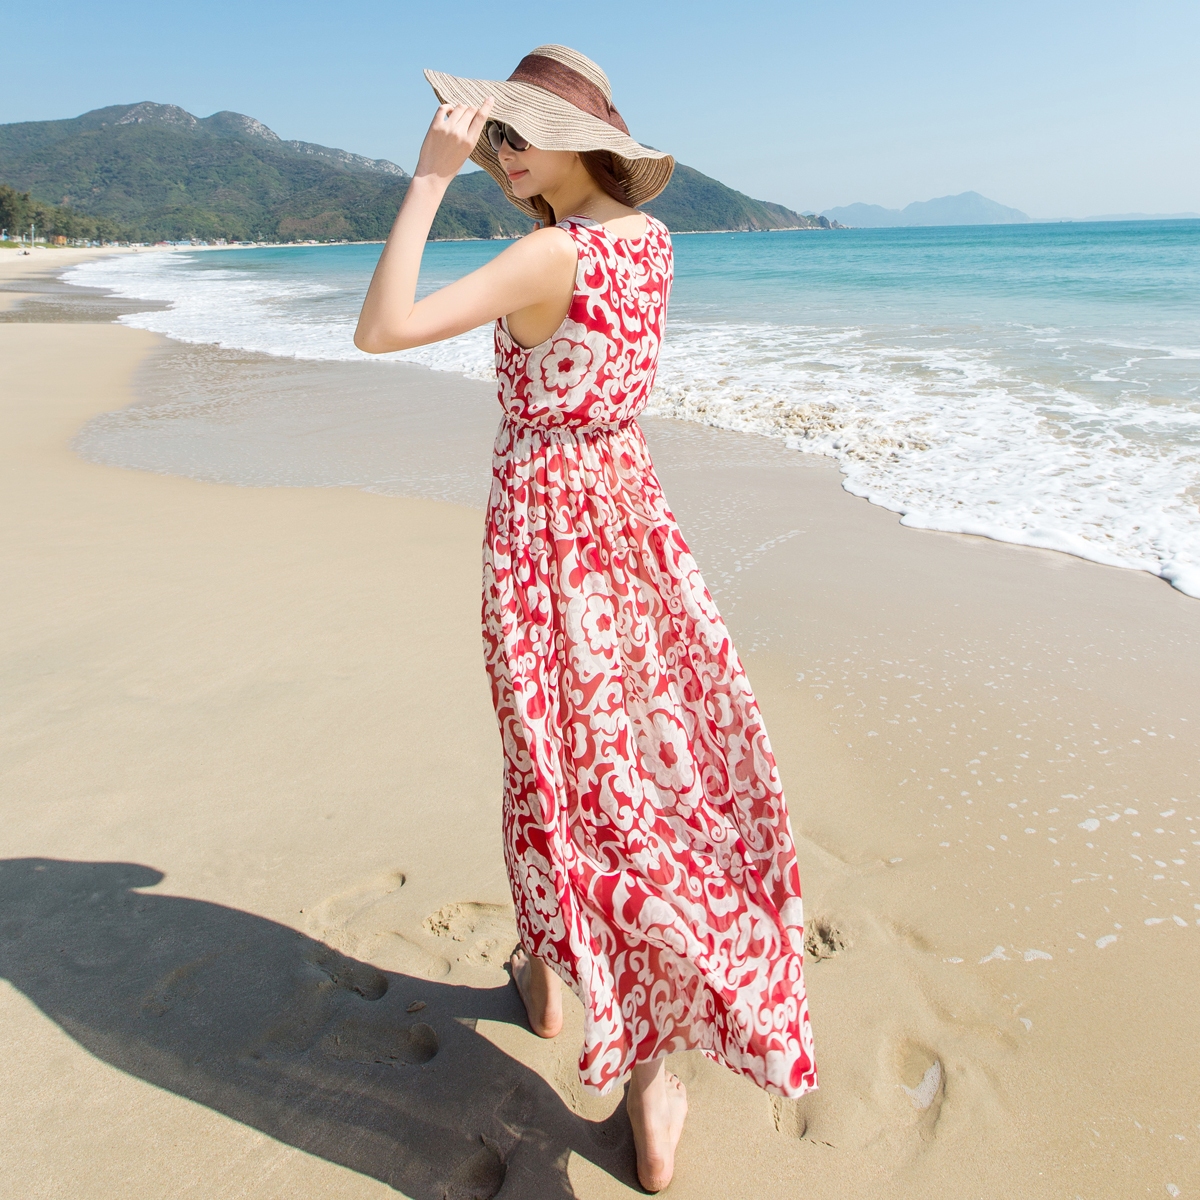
531, 150, 634, 227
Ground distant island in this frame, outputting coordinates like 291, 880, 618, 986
821, 191, 1031, 228
0, 102, 843, 244
818, 193, 1200, 228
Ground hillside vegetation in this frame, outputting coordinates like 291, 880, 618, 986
645, 164, 822, 233
0, 103, 825, 242
0, 182, 138, 243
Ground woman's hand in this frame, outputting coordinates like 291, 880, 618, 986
355, 93, 575, 357
413, 99, 495, 187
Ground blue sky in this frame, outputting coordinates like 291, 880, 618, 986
2, 0, 1197, 217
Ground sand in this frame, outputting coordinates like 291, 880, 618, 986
1, 247, 1198, 1199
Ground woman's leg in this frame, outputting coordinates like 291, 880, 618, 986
509, 946, 563, 1038
626, 1055, 689, 1193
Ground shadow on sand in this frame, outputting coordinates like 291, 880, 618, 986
0, 857, 639, 1197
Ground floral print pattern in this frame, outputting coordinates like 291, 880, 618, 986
483, 216, 816, 1097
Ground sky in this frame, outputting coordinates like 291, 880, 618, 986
2, 0, 1197, 218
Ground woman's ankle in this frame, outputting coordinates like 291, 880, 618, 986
629, 1055, 666, 1097
511, 947, 563, 1037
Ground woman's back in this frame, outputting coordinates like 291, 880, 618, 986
495, 215, 674, 430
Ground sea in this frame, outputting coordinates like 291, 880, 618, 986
65, 219, 1200, 598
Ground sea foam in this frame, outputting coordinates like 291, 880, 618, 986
65, 229, 1200, 598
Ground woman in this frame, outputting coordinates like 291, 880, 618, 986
355, 45, 815, 1192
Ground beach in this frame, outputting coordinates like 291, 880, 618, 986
2, 248, 1198, 1198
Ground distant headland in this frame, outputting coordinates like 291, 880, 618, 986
820, 191, 1200, 228
821, 192, 1030, 228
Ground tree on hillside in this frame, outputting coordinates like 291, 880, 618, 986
0, 183, 137, 243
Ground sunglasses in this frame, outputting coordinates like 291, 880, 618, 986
485, 121, 531, 153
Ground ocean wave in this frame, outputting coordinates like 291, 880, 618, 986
65, 250, 498, 380
649, 321, 1200, 597
65, 248, 1200, 599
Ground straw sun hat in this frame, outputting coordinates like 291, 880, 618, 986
424, 44, 674, 219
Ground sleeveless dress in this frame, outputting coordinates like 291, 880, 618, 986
482, 215, 816, 1098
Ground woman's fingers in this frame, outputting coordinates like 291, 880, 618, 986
415, 99, 491, 181
447, 98, 491, 139
465, 96, 496, 142
431, 102, 477, 134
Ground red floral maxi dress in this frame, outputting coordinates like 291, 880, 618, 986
482, 214, 816, 1098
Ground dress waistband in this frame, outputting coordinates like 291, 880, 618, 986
499, 414, 641, 436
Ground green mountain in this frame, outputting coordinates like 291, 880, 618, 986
647, 163, 817, 232
0, 102, 823, 242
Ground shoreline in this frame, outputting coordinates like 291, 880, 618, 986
5, 211, 1196, 265
7, 212, 1190, 256
2, 251, 1198, 1197
0, 226, 835, 257
62, 240, 1200, 601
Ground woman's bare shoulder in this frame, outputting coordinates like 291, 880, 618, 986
476, 225, 578, 303
451, 222, 576, 336
502, 223, 577, 263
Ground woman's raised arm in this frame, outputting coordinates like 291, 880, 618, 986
354, 101, 576, 355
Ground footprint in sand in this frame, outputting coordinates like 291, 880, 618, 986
309, 945, 389, 1001
321, 1015, 439, 1066
804, 918, 849, 961
887, 920, 937, 954
309, 870, 452, 980
769, 1095, 809, 1138
443, 1137, 506, 1200
360, 932, 453, 980
141, 949, 225, 1016
423, 902, 517, 970
309, 869, 408, 933
898, 1041, 945, 1134
246, 951, 392, 1060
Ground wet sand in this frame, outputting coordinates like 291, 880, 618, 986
2, 248, 1198, 1198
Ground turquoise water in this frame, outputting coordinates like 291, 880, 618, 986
68, 220, 1200, 595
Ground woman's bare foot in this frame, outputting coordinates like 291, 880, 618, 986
508, 946, 563, 1038
626, 1057, 688, 1192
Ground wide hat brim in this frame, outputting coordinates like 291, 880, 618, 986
425, 68, 674, 220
